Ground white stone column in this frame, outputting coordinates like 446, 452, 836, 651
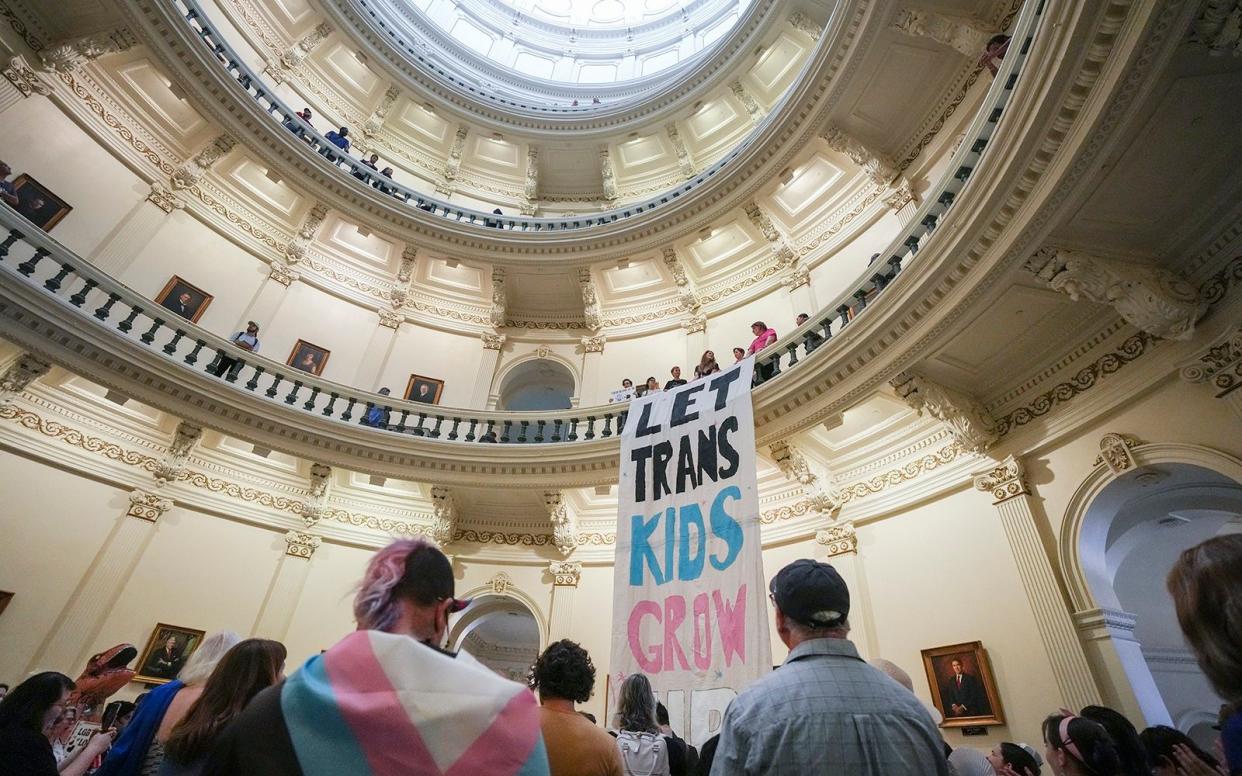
90, 184, 183, 274
236, 268, 296, 332
684, 319, 707, 368
1074, 607, 1172, 727
251, 531, 321, 640
579, 335, 606, 405
816, 522, 877, 658
355, 313, 401, 390
973, 457, 1101, 710
786, 278, 816, 319
472, 333, 506, 407
27, 490, 172, 673
547, 560, 581, 641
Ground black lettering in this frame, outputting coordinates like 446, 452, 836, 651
717, 415, 740, 479
630, 445, 653, 503
670, 383, 705, 428
634, 401, 662, 438
707, 369, 741, 410
696, 426, 718, 486
675, 434, 700, 494
652, 441, 674, 501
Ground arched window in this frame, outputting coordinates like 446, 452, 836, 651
497, 358, 575, 410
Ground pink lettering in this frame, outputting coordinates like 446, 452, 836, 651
628, 600, 663, 672
664, 595, 690, 672
712, 585, 747, 666
692, 593, 712, 670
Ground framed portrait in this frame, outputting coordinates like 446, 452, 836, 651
155, 275, 213, 323
135, 623, 206, 685
286, 339, 330, 376
11, 173, 72, 231
405, 373, 444, 405
921, 641, 1005, 727
0, 590, 11, 619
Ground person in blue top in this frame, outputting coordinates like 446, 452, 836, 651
323, 126, 350, 154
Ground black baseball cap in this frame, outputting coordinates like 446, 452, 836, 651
769, 559, 850, 628
400, 541, 470, 612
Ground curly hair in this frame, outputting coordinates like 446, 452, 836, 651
529, 640, 595, 704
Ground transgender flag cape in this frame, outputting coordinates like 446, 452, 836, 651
281, 630, 549, 776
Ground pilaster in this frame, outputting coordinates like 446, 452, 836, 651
972, 456, 1100, 710
472, 333, 506, 406
28, 489, 171, 674
1073, 607, 1171, 727
237, 270, 294, 332
90, 185, 181, 274
547, 559, 581, 641
355, 314, 400, 390
250, 530, 320, 640
580, 335, 606, 404
1179, 324, 1242, 420
815, 523, 876, 657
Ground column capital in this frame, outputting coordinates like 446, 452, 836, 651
815, 521, 858, 557
1179, 324, 1241, 396
972, 455, 1029, 504
378, 308, 403, 329
481, 332, 507, 350
3, 55, 52, 98
268, 262, 299, 286
1025, 247, 1206, 341
581, 335, 606, 353
127, 489, 173, 522
283, 530, 321, 559
145, 182, 184, 214
549, 559, 582, 587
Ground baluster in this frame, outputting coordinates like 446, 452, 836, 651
551, 419, 563, 443
786, 342, 799, 367
465, 419, 478, 442
871, 272, 890, 292
853, 289, 868, 311
69, 278, 97, 307
768, 353, 782, 378
602, 415, 614, 438
322, 392, 339, 417
430, 415, 444, 439
265, 374, 283, 398
821, 318, 833, 342
94, 292, 121, 321
360, 401, 375, 425
413, 413, 427, 436
163, 329, 185, 355
0, 229, 23, 259
225, 359, 244, 383
481, 420, 496, 442
904, 235, 920, 255
44, 262, 73, 292
140, 318, 164, 345
117, 305, 142, 333
184, 339, 206, 365
396, 409, 409, 434
500, 420, 512, 443
888, 255, 903, 277
618, 411, 628, 434
16, 246, 48, 276
567, 418, 579, 442
585, 416, 596, 440
246, 366, 265, 391
341, 397, 356, 422
284, 380, 302, 404
303, 386, 321, 411
448, 417, 461, 441
837, 305, 851, 329
518, 420, 529, 443
534, 419, 546, 443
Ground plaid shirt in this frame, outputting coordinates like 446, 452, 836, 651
710, 638, 950, 776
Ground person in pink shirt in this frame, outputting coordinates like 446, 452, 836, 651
748, 321, 778, 382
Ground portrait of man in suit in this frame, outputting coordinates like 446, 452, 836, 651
942, 657, 991, 717
922, 641, 1005, 727
155, 276, 213, 323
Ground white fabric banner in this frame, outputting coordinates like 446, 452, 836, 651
609, 359, 771, 747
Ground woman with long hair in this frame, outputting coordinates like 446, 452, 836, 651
1043, 713, 1122, 776
0, 672, 112, 776
615, 674, 685, 776
159, 638, 286, 775
96, 631, 241, 776
694, 351, 720, 380
1139, 725, 1224, 776
1168, 535, 1242, 775
987, 742, 1041, 775
1080, 706, 1150, 776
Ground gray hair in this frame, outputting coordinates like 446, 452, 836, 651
177, 630, 241, 685
617, 673, 659, 734
869, 658, 913, 691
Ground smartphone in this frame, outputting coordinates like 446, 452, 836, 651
100, 703, 120, 732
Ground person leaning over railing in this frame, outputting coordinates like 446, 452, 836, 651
206, 321, 260, 379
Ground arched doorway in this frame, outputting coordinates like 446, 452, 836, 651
496, 359, 576, 411
1072, 454, 1242, 741
449, 593, 543, 682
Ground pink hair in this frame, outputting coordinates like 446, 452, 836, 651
353, 539, 432, 632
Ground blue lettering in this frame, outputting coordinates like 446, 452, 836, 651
678, 504, 706, 581
709, 486, 743, 571
630, 512, 665, 585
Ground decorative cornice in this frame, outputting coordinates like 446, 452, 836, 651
890, 370, 998, 453
836, 442, 964, 506
972, 455, 1028, 504
127, 488, 172, 521
283, 529, 321, 558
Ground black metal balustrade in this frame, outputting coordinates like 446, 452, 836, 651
170, 0, 779, 233
0, 0, 1041, 444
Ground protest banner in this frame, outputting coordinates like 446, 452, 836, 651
609, 358, 770, 747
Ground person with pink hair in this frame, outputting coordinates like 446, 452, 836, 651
203, 540, 550, 776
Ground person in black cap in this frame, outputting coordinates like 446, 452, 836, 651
711, 559, 949, 776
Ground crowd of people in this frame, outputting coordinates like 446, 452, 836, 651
1, 533, 1237, 775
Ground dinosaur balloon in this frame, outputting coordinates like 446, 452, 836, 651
67, 643, 137, 719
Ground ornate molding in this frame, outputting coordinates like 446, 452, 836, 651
815, 521, 858, 557
820, 125, 898, 186
972, 455, 1029, 504
361, 84, 400, 139
1180, 324, 1242, 399
769, 440, 837, 513
890, 371, 998, 453
891, 7, 992, 57
490, 267, 507, 329
549, 559, 582, 587
580, 335, 606, 354
430, 485, 456, 547
1187, 1, 1242, 54
578, 268, 602, 333
545, 490, 578, 556
302, 462, 332, 527
600, 147, 618, 201
729, 80, 762, 122
284, 202, 328, 265
1096, 432, 1139, 474
152, 420, 202, 486
1025, 248, 1206, 341
522, 145, 539, 211
283, 529, 321, 559
145, 182, 184, 214
39, 28, 137, 73
788, 11, 823, 40
2, 55, 51, 97
127, 489, 172, 522
837, 442, 964, 505
487, 571, 513, 594
170, 133, 237, 191
666, 123, 696, 178
0, 352, 51, 405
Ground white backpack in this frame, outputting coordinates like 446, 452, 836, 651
617, 730, 671, 776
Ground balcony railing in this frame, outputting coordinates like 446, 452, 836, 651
171, 0, 783, 233
0, 0, 1040, 445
